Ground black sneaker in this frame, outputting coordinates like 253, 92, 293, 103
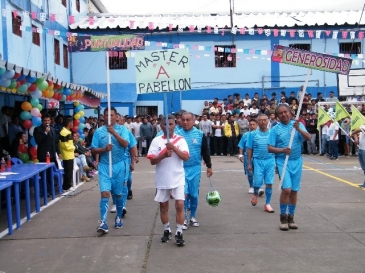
122, 207, 127, 218
175, 231, 185, 246
161, 230, 172, 242
127, 190, 133, 200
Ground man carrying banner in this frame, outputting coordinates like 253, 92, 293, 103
268, 104, 310, 231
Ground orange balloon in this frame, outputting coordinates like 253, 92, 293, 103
21, 101, 32, 111
42, 90, 50, 97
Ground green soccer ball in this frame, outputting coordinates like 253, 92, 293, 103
206, 190, 221, 207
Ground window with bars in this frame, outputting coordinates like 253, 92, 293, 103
32, 25, 40, 46
62, 0, 67, 7
63, 44, 69, 68
109, 51, 128, 70
214, 45, 236, 68
289, 44, 311, 51
76, 0, 80, 12
12, 16, 22, 37
54, 39, 60, 65
339, 42, 361, 54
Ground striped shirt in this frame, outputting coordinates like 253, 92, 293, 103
268, 120, 307, 160
237, 131, 252, 156
246, 129, 274, 159
175, 126, 203, 168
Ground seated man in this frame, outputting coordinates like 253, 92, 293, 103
72, 132, 92, 181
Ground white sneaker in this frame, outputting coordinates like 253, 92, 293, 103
182, 220, 188, 230
189, 217, 200, 227
110, 204, 116, 213
248, 188, 254, 194
258, 189, 265, 197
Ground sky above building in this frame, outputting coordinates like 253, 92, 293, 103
100, 0, 364, 14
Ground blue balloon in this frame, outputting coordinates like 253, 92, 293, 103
20, 111, 32, 120
78, 129, 83, 135
78, 104, 84, 110
74, 106, 80, 113
3, 70, 15, 79
80, 134, 85, 139
79, 117, 85, 123
26, 75, 37, 83
31, 116, 41, 126
63, 88, 71, 95
30, 137, 37, 147
17, 74, 26, 81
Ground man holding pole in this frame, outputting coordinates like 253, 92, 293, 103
268, 105, 310, 231
91, 107, 130, 234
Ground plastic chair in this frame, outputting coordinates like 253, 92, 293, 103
11, 158, 23, 165
52, 164, 64, 194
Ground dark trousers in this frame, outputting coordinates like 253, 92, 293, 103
223, 136, 228, 155
227, 136, 238, 155
63, 159, 74, 190
214, 137, 223, 155
142, 137, 152, 155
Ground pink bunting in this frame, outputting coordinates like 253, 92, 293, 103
307, 30, 314, 38
342, 31, 348, 39
148, 22, 154, 30
273, 29, 279, 37
12, 10, 18, 18
231, 48, 237, 53
214, 47, 217, 51
221, 30, 224, 36
68, 15, 75, 24
119, 52, 124, 57
358, 31, 365, 39
189, 25, 195, 32
168, 24, 173, 31
129, 20, 135, 28
192, 45, 198, 50
325, 30, 331, 36
31, 12, 37, 19
289, 30, 295, 37
240, 28, 246, 34
32, 27, 37, 33
50, 14, 56, 21
249, 49, 254, 54
207, 26, 212, 33
89, 17, 94, 25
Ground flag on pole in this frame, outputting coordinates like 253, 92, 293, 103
335, 101, 350, 122
317, 106, 333, 131
350, 105, 365, 130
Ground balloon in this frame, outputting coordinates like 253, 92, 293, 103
63, 88, 71, 95
73, 101, 79, 106
78, 111, 84, 117
60, 95, 66, 101
13, 72, 21, 79
0, 67, 6, 76
78, 123, 85, 130
17, 74, 26, 81
30, 107, 40, 116
26, 75, 37, 83
31, 116, 41, 126
30, 136, 37, 147
38, 80, 48, 91
48, 90, 54, 98
36, 104, 43, 111
30, 98, 39, 107
74, 106, 80, 113
48, 103, 53, 109
31, 89, 42, 99
79, 117, 85, 123
21, 102, 32, 111
29, 126, 35, 136
18, 144, 28, 154
23, 120, 33, 129
78, 129, 83, 135
20, 111, 32, 120
2, 79, 11, 87
94, 109, 98, 114
78, 104, 84, 110
19, 153, 29, 163
54, 83, 61, 90
74, 113, 80, 120
30, 146, 37, 157
9, 81, 16, 89
80, 134, 85, 139
3, 70, 15, 79
78, 138, 83, 143
72, 126, 79, 133
73, 119, 80, 126
28, 83, 37, 92
35, 77, 44, 85
18, 84, 28, 93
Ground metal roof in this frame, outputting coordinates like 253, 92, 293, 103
70, 10, 365, 30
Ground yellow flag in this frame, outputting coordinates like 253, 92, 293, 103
350, 105, 365, 130
335, 101, 350, 122
317, 106, 332, 131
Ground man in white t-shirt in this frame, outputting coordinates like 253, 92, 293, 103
132, 116, 142, 156
147, 115, 189, 246
124, 116, 133, 133
327, 120, 339, 160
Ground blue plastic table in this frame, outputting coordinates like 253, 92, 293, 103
0, 181, 13, 235
1, 163, 54, 230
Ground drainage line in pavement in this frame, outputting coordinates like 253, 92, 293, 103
304, 156, 364, 175
140, 204, 159, 273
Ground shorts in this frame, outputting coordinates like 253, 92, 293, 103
98, 161, 128, 195
184, 165, 202, 198
154, 185, 185, 203
276, 157, 303, 191
253, 157, 275, 188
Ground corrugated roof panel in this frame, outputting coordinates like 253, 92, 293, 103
69, 10, 365, 30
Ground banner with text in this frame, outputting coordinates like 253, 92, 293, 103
135, 49, 191, 94
271, 45, 352, 75
68, 34, 144, 52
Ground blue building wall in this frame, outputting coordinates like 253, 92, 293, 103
72, 30, 365, 114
